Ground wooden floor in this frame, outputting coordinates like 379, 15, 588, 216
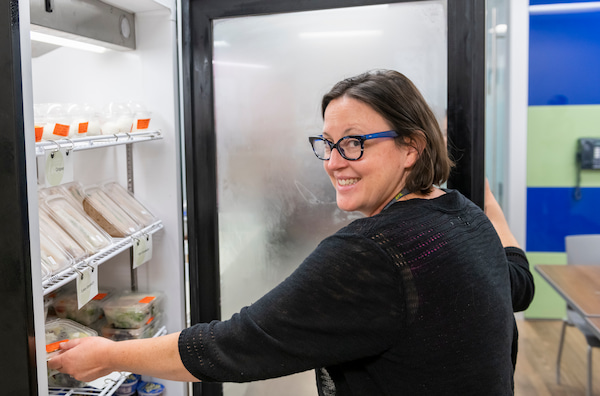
515, 318, 600, 395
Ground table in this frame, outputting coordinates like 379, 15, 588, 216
585, 317, 600, 340
535, 265, 600, 318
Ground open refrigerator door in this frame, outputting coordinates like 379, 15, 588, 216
17, 0, 188, 394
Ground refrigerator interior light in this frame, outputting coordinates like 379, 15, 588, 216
30, 31, 108, 54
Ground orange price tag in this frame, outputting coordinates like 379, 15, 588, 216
137, 119, 150, 130
138, 296, 155, 304
78, 122, 89, 134
35, 126, 43, 142
92, 293, 108, 301
53, 123, 70, 137
46, 339, 68, 353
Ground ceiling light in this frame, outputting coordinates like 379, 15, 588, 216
30, 31, 108, 54
530, 1, 600, 15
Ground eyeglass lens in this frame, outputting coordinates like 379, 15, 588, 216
313, 137, 363, 160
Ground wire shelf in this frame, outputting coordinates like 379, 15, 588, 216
43, 221, 164, 296
35, 131, 163, 157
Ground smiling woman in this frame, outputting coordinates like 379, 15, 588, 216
49, 69, 534, 396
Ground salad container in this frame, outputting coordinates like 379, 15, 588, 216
103, 291, 163, 329
53, 290, 111, 326
45, 318, 97, 388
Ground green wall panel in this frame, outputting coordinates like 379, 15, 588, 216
527, 105, 600, 187
524, 252, 567, 319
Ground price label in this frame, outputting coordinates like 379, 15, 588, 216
133, 234, 153, 269
44, 147, 74, 186
76, 265, 98, 309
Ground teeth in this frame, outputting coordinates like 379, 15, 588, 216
338, 178, 359, 186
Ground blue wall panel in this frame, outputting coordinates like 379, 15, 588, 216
526, 187, 600, 252
529, 11, 600, 106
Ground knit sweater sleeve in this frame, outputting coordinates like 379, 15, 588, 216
505, 246, 535, 312
178, 234, 404, 383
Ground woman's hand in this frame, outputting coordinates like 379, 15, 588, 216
47, 336, 116, 382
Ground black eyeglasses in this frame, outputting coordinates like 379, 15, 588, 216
308, 130, 398, 161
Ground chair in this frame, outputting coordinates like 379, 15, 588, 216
557, 234, 600, 396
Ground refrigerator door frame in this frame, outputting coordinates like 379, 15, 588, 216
181, 1, 485, 395
0, 0, 47, 394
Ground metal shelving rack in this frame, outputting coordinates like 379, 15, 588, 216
35, 130, 163, 157
39, 131, 166, 396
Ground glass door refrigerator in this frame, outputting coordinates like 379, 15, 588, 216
1, 0, 485, 395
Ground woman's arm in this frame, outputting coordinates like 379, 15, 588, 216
484, 179, 520, 248
483, 179, 534, 312
47, 332, 200, 383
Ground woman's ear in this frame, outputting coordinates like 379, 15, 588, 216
404, 132, 426, 168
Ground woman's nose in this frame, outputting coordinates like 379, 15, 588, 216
325, 146, 347, 169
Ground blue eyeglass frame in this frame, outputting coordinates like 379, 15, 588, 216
308, 130, 399, 161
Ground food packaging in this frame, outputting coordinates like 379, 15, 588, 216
101, 314, 162, 341
40, 232, 74, 275
39, 208, 87, 263
60, 181, 87, 206
43, 194, 112, 254
45, 318, 97, 388
42, 103, 71, 141
102, 182, 157, 227
34, 103, 46, 142
103, 291, 164, 329
137, 381, 165, 396
128, 102, 152, 131
116, 374, 140, 395
53, 290, 111, 326
83, 186, 141, 237
66, 103, 89, 137
41, 259, 52, 282
101, 102, 133, 134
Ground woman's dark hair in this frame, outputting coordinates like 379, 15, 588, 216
322, 69, 453, 194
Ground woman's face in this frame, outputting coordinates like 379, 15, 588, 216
322, 96, 418, 217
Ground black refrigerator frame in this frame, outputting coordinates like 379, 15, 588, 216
180, 0, 485, 395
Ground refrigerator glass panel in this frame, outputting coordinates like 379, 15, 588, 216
213, 2, 447, 394
485, 0, 508, 208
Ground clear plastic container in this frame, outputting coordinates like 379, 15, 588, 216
84, 104, 103, 136
101, 314, 162, 341
42, 103, 71, 140
60, 181, 87, 206
45, 318, 97, 359
53, 290, 112, 326
103, 291, 164, 329
40, 232, 74, 275
66, 103, 89, 137
34, 103, 47, 142
102, 182, 157, 227
39, 208, 88, 263
101, 102, 133, 134
137, 381, 165, 396
41, 259, 52, 282
128, 102, 152, 131
46, 318, 97, 388
83, 186, 141, 237
43, 194, 112, 254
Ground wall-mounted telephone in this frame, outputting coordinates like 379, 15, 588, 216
577, 138, 600, 169
574, 138, 600, 200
